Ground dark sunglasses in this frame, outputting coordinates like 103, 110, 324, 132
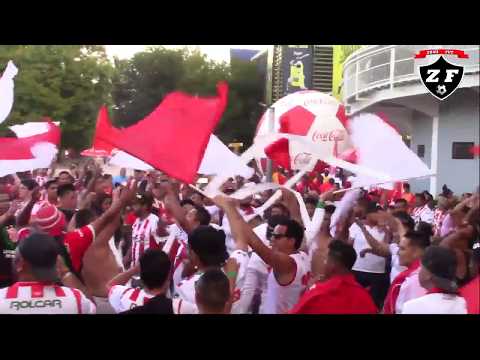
271, 233, 288, 239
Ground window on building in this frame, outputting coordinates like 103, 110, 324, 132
417, 145, 425, 158
452, 142, 474, 159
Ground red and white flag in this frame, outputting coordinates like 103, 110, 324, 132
0, 61, 18, 125
80, 106, 117, 158
0, 121, 61, 176
97, 82, 228, 183
347, 113, 434, 188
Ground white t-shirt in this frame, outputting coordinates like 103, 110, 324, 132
263, 252, 310, 314
242, 253, 269, 313
411, 205, 435, 225
0, 281, 95, 314
173, 249, 250, 314
349, 223, 386, 274
108, 285, 197, 314
389, 243, 407, 283
130, 213, 161, 268
395, 268, 427, 314
205, 205, 221, 223
402, 293, 467, 314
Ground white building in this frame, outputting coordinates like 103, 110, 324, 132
342, 45, 479, 195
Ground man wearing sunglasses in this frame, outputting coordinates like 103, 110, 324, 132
214, 192, 310, 314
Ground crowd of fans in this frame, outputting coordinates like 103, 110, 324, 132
0, 160, 478, 314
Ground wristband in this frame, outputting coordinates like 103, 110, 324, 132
61, 272, 73, 280
317, 201, 325, 209
226, 271, 237, 279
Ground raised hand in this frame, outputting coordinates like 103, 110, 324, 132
120, 180, 138, 204
213, 194, 240, 210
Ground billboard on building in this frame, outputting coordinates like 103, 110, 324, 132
282, 45, 314, 95
332, 45, 362, 100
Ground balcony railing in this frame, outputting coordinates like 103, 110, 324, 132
342, 45, 479, 103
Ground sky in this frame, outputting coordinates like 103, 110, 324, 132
105, 45, 268, 63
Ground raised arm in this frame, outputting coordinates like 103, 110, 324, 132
354, 219, 391, 258
449, 194, 478, 226
106, 264, 140, 290
280, 188, 303, 226
213, 195, 249, 252
15, 187, 41, 227
162, 182, 194, 234
89, 182, 136, 236
215, 194, 295, 278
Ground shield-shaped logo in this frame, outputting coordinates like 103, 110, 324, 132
419, 56, 464, 100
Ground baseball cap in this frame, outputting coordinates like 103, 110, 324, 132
188, 226, 229, 267
18, 233, 59, 282
421, 246, 458, 293
30, 203, 66, 237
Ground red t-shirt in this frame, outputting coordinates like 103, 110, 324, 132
319, 182, 334, 194
459, 276, 479, 314
63, 225, 95, 273
17, 225, 95, 274
290, 274, 378, 314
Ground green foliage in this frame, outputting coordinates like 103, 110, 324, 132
0, 45, 114, 150
111, 47, 264, 147
1, 45, 264, 151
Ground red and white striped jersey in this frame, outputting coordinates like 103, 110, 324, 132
154, 199, 175, 225
163, 224, 189, 287
411, 205, 434, 225
263, 251, 311, 314
108, 285, 153, 312
108, 285, 196, 314
0, 281, 96, 314
130, 213, 161, 268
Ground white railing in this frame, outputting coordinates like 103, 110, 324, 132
342, 45, 479, 102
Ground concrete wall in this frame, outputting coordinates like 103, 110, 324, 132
409, 111, 433, 193
436, 88, 480, 195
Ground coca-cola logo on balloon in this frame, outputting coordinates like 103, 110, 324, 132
311, 129, 345, 143
293, 152, 312, 167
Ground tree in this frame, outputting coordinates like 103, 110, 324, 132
0, 45, 114, 150
216, 58, 264, 146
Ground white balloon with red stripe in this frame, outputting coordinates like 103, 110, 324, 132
254, 90, 352, 170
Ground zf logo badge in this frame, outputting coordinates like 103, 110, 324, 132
415, 49, 470, 101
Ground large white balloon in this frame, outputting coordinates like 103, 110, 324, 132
254, 90, 352, 169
